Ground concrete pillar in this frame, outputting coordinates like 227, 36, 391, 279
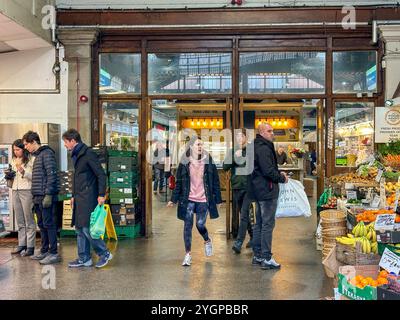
379, 25, 400, 100
57, 29, 99, 144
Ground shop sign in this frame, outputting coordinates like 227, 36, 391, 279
379, 248, 400, 275
375, 107, 400, 143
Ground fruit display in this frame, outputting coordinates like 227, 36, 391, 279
336, 222, 379, 254
383, 170, 400, 181
349, 270, 389, 289
330, 173, 370, 184
356, 209, 395, 223
322, 196, 337, 209
385, 182, 400, 194
383, 155, 400, 169
386, 243, 400, 254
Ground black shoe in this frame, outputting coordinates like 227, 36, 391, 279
11, 246, 27, 255
232, 244, 241, 254
21, 248, 35, 257
252, 256, 263, 266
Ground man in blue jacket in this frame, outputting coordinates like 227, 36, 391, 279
247, 123, 288, 270
23, 131, 60, 265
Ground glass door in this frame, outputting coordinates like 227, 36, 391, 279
149, 98, 232, 238
0, 145, 13, 231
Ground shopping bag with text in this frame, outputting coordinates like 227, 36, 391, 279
276, 178, 312, 218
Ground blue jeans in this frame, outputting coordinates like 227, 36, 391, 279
184, 201, 209, 253
76, 227, 108, 262
153, 168, 165, 191
252, 199, 278, 261
34, 200, 58, 255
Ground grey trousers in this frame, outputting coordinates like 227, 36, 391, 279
13, 190, 36, 248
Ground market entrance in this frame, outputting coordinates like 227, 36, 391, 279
149, 98, 232, 239
232, 98, 324, 233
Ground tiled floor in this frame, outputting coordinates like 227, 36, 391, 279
0, 179, 332, 300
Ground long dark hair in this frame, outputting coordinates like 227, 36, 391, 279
12, 139, 29, 165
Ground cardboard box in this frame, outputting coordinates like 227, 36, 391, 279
338, 265, 379, 300
376, 230, 400, 244
322, 244, 344, 279
377, 286, 400, 300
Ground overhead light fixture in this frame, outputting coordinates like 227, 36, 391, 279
272, 120, 277, 126
217, 119, 221, 127
211, 119, 214, 126
203, 119, 207, 126
191, 119, 194, 126
197, 120, 201, 126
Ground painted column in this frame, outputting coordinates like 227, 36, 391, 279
57, 29, 99, 144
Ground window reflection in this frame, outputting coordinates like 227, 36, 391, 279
240, 52, 326, 94
333, 51, 377, 93
99, 54, 141, 94
148, 53, 232, 94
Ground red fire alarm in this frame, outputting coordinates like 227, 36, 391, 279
80, 95, 89, 103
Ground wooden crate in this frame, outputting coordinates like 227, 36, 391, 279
336, 242, 381, 265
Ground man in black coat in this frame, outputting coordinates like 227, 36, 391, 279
248, 123, 288, 270
62, 129, 112, 269
23, 131, 60, 265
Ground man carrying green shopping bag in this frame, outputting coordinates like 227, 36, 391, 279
62, 129, 113, 269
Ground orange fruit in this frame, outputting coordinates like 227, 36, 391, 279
370, 280, 378, 287
361, 279, 369, 287
379, 270, 389, 278
355, 275, 364, 282
377, 277, 388, 285
350, 278, 357, 286
365, 277, 374, 285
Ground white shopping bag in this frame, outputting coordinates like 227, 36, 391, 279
276, 178, 312, 218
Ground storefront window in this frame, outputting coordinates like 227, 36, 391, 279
99, 54, 141, 94
335, 102, 374, 167
333, 51, 377, 93
239, 52, 326, 94
148, 53, 232, 94
102, 102, 140, 151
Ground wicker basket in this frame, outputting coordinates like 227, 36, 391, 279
320, 209, 346, 222
321, 220, 347, 228
321, 227, 347, 237
336, 242, 381, 265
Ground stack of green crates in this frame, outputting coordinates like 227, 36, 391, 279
107, 150, 139, 207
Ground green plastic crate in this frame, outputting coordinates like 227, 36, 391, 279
109, 187, 135, 198
60, 229, 76, 238
107, 150, 137, 158
113, 224, 141, 239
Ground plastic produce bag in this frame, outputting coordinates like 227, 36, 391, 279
90, 205, 107, 239
317, 187, 332, 207
276, 178, 312, 218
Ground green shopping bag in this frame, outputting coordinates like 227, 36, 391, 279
317, 187, 332, 207
90, 205, 107, 239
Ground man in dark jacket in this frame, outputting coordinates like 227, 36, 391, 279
23, 131, 60, 265
223, 129, 253, 253
248, 123, 288, 270
62, 129, 112, 269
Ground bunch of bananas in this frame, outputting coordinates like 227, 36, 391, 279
352, 221, 376, 240
337, 222, 379, 254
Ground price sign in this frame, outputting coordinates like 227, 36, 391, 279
376, 169, 384, 183
346, 191, 357, 200
380, 179, 386, 208
375, 214, 396, 231
379, 248, 400, 275
117, 178, 124, 182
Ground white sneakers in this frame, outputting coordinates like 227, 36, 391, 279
182, 238, 213, 266
205, 238, 213, 257
182, 253, 192, 266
